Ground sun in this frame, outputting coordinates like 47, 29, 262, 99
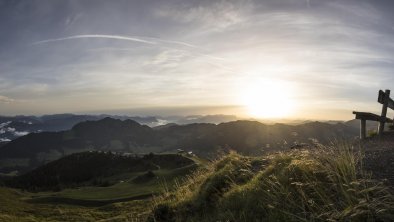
240, 79, 296, 119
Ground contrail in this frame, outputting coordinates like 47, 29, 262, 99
33, 34, 227, 64
32, 34, 200, 49
33, 34, 157, 45
144, 37, 199, 49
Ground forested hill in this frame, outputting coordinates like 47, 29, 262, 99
5, 152, 194, 192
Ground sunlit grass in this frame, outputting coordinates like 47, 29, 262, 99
150, 144, 394, 221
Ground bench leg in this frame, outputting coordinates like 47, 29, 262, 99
361, 119, 366, 140
378, 121, 385, 136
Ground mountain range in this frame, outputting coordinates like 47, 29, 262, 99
0, 114, 243, 142
0, 117, 362, 174
0, 114, 159, 142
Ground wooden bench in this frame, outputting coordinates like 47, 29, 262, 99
353, 89, 394, 139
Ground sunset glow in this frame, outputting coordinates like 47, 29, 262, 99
0, 0, 394, 121
240, 80, 295, 118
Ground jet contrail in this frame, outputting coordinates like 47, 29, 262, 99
143, 37, 199, 49
33, 34, 157, 45
33, 34, 201, 49
33, 34, 227, 65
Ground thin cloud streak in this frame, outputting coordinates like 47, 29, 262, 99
0, 95, 14, 103
143, 36, 200, 49
33, 34, 228, 67
32, 33, 225, 60
32, 34, 202, 50
33, 34, 157, 45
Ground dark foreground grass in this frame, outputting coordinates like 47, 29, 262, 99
0, 187, 151, 222
150, 144, 394, 222
0, 155, 200, 221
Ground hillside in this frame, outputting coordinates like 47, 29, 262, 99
0, 187, 152, 221
0, 118, 159, 173
6, 152, 195, 192
0, 151, 199, 218
0, 118, 360, 174
0, 141, 393, 221
150, 145, 394, 222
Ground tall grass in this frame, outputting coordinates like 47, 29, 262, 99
149, 144, 394, 221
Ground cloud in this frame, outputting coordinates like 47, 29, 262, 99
14, 131, 29, 136
153, 0, 252, 30
146, 49, 190, 68
0, 95, 14, 103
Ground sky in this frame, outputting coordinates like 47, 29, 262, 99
0, 0, 394, 120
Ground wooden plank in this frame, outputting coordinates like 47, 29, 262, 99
352, 111, 393, 123
389, 99, 394, 110
353, 111, 381, 121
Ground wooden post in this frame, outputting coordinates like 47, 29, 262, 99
360, 119, 366, 139
378, 89, 390, 135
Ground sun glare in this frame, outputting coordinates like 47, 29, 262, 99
240, 79, 296, 119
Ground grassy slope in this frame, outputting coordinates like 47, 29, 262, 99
151, 144, 394, 222
0, 154, 202, 221
32, 164, 198, 202
0, 165, 197, 221
0, 187, 150, 222
7, 152, 196, 192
